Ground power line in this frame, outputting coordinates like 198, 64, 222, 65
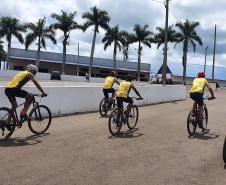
151, 0, 164, 3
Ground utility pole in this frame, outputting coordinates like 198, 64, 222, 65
162, 0, 169, 85
212, 24, 216, 81
204, 46, 208, 73
77, 42, 79, 76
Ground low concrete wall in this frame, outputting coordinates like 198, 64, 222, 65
0, 85, 186, 117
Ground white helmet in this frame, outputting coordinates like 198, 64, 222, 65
27, 64, 38, 72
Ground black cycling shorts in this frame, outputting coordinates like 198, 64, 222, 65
116, 97, 133, 108
5, 88, 28, 103
103, 88, 115, 99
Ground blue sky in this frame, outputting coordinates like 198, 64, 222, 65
0, 0, 226, 73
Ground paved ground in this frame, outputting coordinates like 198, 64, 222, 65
0, 88, 226, 185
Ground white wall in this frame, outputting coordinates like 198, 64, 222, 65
0, 85, 186, 116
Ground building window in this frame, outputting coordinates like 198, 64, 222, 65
39, 68, 48, 73
118, 72, 128, 76
81, 68, 88, 72
100, 70, 110, 74
14, 66, 23, 71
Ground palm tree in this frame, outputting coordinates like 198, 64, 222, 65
153, 25, 178, 49
130, 24, 153, 81
50, 10, 82, 75
102, 25, 127, 72
175, 19, 203, 84
0, 40, 6, 69
121, 32, 132, 61
0, 16, 26, 69
25, 17, 57, 70
82, 6, 110, 75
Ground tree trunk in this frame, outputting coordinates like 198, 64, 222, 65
36, 45, 41, 70
113, 42, 117, 72
137, 42, 141, 81
182, 44, 187, 85
62, 41, 67, 75
7, 42, 11, 70
89, 31, 97, 75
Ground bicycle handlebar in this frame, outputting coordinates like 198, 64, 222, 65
33, 94, 48, 98
131, 97, 143, 100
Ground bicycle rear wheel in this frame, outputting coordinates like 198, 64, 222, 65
223, 136, 226, 164
187, 110, 197, 136
99, 98, 108, 116
0, 107, 15, 141
28, 105, 52, 134
202, 107, 208, 130
127, 105, 139, 130
108, 108, 122, 136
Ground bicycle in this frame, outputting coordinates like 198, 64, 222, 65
0, 94, 52, 141
99, 96, 116, 116
108, 97, 140, 136
187, 95, 214, 136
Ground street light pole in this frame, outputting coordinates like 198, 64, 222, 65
77, 42, 79, 76
204, 46, 208, 73
162, 0, 169, 86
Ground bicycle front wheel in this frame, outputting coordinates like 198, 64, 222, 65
0, 107, 16, 141
108, 108, 122, 136
99, 98, 108, 116
187, 110, 197, 136
223, 136, 226, 164
202, 107, 208, 129
28, 105, 52, 135
127, 105, 139, 130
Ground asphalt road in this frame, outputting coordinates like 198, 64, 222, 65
0, 88, 226, 185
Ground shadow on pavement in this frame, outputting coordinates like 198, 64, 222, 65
188, 129, 220, 140
108, 128, 144, 139
0, 133, 50, 147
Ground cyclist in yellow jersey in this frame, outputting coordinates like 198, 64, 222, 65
102, 71, 120, 107
190, 72, 214, 129
5, 64, 47, 130
117, 75, 143, 114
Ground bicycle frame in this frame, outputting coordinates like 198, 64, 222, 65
10, 94, 42, 127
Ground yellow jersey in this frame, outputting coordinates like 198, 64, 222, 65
5, 70, 36, 89
103, 76, 119, 89
117, 81, 135, 98
190, 78, 211, 94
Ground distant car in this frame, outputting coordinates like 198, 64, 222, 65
50, 71, 61, 80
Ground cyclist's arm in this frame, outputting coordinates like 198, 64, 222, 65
132, 85, 143, 100
206, 79, 214, 99
33, 80, 47, 96
115, 78, 120, 85
209, 88, 214, 99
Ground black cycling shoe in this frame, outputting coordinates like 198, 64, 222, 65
20, 114, 28, 120
5, 124, 11, 131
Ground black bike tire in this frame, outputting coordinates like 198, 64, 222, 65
0, 107, 16, 141
28, 105, 52, 135
223, 136, 226, 164
108, 108, 122, 136
127, 105, 139, 130
99, 98, 108, 116
202, 107, 208, 129
187, 110, 197, 136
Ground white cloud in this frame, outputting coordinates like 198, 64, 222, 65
0, 0, 226, 72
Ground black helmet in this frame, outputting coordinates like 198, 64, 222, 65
109, 71, 116, 77
125, 75, 132, 82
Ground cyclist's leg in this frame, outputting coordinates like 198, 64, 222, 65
116, 97, 123, 114
5, 88, 17, 124
103, 89, 109, 105
21, 93, 33, 115
109, 88, 116, 101
124, 97, 133, 113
